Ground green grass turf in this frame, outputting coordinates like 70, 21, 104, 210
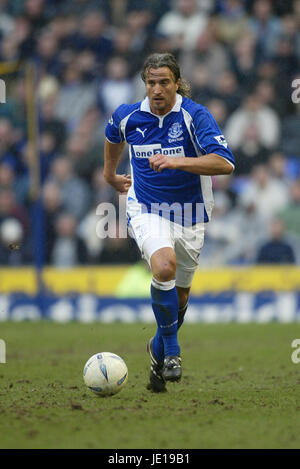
0, 321, 300, 449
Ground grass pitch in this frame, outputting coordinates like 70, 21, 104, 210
0, 321, 300, 449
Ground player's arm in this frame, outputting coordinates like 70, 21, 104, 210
149, 153, 234, 175
104, 139, 131, 193
149, 107, 235, 175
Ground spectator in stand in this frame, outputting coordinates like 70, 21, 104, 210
55, 63, 97, 132
0, 163, 28, 205
0, 188, 30, 235
247, 0, 282, 59
65, 132, 100, 183
40, 93, 66, 152
294, 1, 300, 59
75, 50, 99, 83
215, 0, 249, 45
98, 56, 134, 117
112, 25, 152, 77
52, 0, 109, 17
97, 221, 140, 265
213, 70, 242, 114
224, 92, 280, 151
19, 132, 57, 186
0, 33, 20, 63
77, 167, 118, 263
272, 34, 299, 84
233, 123, 271, 176
35, 29, 63, 77
23, 0, 48, 34
0, 2, 15, 39
206, 98, 228, 128
124, 9, 153, 58
0, 119, 21, 172
10, 15, 35, 60
256, 218, 296, 264
189, 65, 213, 105
229, 31, 258, 89
278, 179, 300, 240
156, 0, 209, 51
0, 218, 32, 265
68, 10, 112, 66
220, 198, 267, 264
42, 181, 63, 263
280, 13, 299, 55
268, 151, 289, 183
47, 157, 91, 220
75, 107, 105, 150
239, 164, 289, 223
294, 0, 300, 27
91, 167, 116, 205
112, 27, 136, 74
254, 79, 287, 118
281, 102, 300, 158
201, 190, 240, 266
49, 212, 88, 267
180, 22, 229, 89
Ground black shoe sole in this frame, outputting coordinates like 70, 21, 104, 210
163, 373, 182, 383
147, 339, 167, 393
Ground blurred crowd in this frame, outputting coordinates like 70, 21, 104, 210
0, 0, 300, 267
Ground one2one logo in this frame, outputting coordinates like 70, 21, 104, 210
0, 339, 6, 364
132, 144, 185, 158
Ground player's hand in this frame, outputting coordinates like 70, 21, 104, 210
105, 174, 132, 194
149, 154, 179, 173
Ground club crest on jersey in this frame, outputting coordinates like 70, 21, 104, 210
168, 122, 183, 142
214, 135, 228, 148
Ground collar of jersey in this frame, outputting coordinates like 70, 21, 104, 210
140, 93, 182, 116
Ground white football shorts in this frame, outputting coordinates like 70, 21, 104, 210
127, 198, 205, 288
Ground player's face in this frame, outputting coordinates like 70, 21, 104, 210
145, 67, 180, 116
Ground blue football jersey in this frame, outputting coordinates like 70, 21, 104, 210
105, 94, 235, 224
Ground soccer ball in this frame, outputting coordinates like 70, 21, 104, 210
83, 352, 128, 396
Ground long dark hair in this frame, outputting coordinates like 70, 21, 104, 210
141, 53, 191, 98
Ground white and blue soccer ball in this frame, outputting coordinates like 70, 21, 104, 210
83, 352, 128, 396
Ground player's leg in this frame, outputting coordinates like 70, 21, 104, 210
174, 222, 205, 329
176, 286, 190, 330
145, 245, 182, 388
127, 206, 180, 389
150, 246, 180, 359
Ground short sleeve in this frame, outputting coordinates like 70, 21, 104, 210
105, 106, 125, 144
193, 109, 235, 167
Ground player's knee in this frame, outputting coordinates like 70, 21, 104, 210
155, 259, 176, 282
